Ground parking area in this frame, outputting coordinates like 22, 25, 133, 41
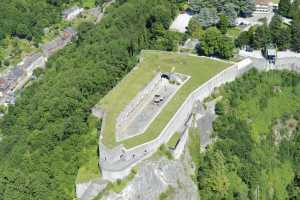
236, 12, 274, 31
120, 80, 178, 141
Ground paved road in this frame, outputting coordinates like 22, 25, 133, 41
237, 12, 274, 31
239, 50, 300, 70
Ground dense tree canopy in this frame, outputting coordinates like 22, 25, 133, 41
197, 27, 234, 59
0, 0, 82, 42
190, 0, 255, 27
198, 70, 300, 199
278, 0, 292, 17
0, 0, 179, 199
235, 11, 300, 52
278, 0, 300, 18
291, 14, 300, 52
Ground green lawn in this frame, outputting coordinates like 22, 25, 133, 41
76, 116, 101, 184
99, 51, 231, 148
167, 132, 181, 148
188, 128, 201, 170
82, 0, 96, 8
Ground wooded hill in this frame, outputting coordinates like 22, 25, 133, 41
0, 0, 179, 199
198, 70, 300, 199
0, 0, 75, 42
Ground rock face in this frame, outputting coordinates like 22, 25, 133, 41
76, 178, 108, 200
102, 156, 198, 200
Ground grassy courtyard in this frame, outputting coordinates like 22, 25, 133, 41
99, 50, 231, 148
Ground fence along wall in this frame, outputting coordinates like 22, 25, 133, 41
100, 58, 253, 180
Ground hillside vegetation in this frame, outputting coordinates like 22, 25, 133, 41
0, 0, 83, 69
198, 70, 300, 199
0, 0, 179, 199
0, 0, 78, 43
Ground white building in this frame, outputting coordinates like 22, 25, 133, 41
255, 0, 274, 13
63, 6, 84, 21
255, 0, 273, 13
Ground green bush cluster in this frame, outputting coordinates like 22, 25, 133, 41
198, 69, 300, 199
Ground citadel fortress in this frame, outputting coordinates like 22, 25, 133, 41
93, 51, 254, 181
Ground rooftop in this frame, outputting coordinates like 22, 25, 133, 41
256, 0, 273, 5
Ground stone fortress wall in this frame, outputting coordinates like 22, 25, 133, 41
99, 58, 253, 181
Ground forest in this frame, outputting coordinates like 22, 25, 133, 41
186, 0, 256, 59
198, 69, 300, 199
188, 0, 300, 57
0, 0, 77, 42
0, 0, 179, 199
190, 0, 255, 27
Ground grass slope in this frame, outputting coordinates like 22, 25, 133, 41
167, 132, 181, 149
76, 116, 101, 184
99, 51, 231, 148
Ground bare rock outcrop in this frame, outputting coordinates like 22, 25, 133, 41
102, 156, 198, 200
